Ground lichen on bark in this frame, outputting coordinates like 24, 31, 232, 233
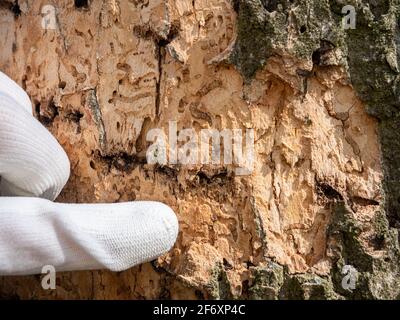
0, 0, 399, 300
230, 0, 400, 299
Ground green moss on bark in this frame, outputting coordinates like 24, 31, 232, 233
248, 262, 284, 300
329, 202, 400, 299
230, 0, 400, 300
205, 264, 234, 299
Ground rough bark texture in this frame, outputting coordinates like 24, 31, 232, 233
0, 0, 400, 299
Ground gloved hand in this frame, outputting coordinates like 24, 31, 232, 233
0, 71, 178, 276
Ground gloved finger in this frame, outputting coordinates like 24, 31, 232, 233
0, 72, 33, 115
0, 71, 70, 200
0, 197, 179, 275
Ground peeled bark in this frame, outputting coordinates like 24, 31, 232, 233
0, 0, 400, 299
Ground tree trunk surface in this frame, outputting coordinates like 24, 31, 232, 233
1, 0, 400, 299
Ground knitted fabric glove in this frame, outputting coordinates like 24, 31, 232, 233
0, 71, 178, 275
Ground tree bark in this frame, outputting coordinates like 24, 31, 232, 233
0, 0, 400, 299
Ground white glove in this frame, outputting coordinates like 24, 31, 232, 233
0, 71, 179, 275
